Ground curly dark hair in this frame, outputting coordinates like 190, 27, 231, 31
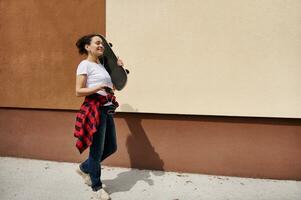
75, 33, 102, 55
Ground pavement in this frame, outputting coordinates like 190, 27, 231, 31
0, 157, 300, 200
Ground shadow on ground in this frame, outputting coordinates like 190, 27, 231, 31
103, 168, 164, 194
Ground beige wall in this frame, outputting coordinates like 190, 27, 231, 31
1, 0, 300, 118
0, 0, 105, 110
107, 0, 301, 118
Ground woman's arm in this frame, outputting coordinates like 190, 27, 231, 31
75, 74, 104, 97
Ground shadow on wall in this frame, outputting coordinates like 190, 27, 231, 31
103, 104, 165, 194
120, 104, 164, 171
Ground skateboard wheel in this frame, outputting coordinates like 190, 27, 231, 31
109, 43, 113, 47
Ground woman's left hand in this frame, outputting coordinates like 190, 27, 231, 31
117, 57, 124, 67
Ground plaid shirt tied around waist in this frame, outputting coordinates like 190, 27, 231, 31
74, 93, 119, 154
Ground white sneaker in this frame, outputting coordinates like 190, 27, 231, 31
75, 166, 92, 186
93, 188, 111, 200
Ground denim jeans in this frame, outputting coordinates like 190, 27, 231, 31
79, 106, 117, 191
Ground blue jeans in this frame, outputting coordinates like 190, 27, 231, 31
79, 106, 117, 191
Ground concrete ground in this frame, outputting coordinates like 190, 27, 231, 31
0, 157, 300, 200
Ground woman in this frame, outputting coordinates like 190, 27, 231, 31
73, 33, 123, 200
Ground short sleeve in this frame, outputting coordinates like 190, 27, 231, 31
76, 61, 89, 75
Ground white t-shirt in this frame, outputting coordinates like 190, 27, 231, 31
76, 60, 113, 101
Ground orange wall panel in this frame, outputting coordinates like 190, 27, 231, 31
0, 0, 105, 109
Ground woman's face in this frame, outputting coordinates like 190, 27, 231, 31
85, 36, 104, 57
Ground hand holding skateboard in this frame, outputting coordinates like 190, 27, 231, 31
117, 58, 124, 67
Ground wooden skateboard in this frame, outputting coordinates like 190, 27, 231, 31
98, 34, 129, 92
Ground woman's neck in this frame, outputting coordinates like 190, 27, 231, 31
86, 54, 100, 64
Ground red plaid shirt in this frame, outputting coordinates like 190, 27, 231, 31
74, 93, 119, 153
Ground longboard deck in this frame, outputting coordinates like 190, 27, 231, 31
98, 34, 128, 91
